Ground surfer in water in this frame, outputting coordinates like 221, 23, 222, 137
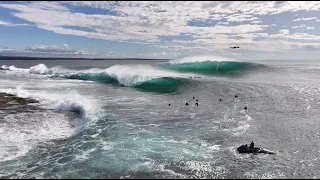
195, 102, 198, 106
244, 106, 247, 110
250, 141, 254, 149
219, 99, 222, 102
217, 62, 221, 71
185, 102, 189, 106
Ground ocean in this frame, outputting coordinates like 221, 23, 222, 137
0, 55, 320, 178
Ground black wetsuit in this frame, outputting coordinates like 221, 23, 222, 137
250, 141, 254, 149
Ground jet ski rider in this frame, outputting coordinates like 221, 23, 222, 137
250, 141, 254, 149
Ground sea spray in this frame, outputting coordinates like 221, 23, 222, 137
29, 64, 49, 74
0, 86, 100, 123
169, 55, 237, 64
0, 85, 102, 162
158, 58, 266, 76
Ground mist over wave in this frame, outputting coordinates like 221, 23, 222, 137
169, 55, 238, 64
158, 56, 267, 76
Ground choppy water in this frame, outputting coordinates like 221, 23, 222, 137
1, 56, 320, 178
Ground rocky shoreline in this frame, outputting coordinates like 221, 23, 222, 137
0, 92, 41, 114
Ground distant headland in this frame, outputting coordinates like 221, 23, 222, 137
0, 55, 171, 61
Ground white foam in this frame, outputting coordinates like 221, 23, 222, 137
29, 64, 49, 74
8, 65, 29, 72
3, 64, 73, 76
0, 86, 95, 117
208, 145, 221, 151
183, 161, 228, 178
0, 111, 77, 162
0, 86, 102, 161
1, 65, 9, 69
169, 55, 237, 64
232, 123, 250, 136
80, 68, 106, 73
74, 147, 97, 161
98, 140, 113, 151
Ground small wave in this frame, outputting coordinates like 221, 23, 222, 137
1, 63, 68, 75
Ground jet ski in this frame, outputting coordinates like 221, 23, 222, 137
237, 145, 275, 154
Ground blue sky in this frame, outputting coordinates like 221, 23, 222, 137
1, 1, 320, 60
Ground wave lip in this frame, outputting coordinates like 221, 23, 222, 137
62, 72, 117, 84
169, 55, 237, 64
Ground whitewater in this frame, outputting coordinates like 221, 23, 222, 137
1, 55, 320, 178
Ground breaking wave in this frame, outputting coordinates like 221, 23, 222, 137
157, 55, 268, 76
1, 55, 270, 93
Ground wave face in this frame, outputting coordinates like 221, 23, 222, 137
62, 72, 117, 84
58, 65, 192, 93
134, 77, 187, 93
157, 55, 267, 76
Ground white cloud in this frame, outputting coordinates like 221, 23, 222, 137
250, 21, 263, 24
226, 14, 259, 22
24, 44, 89, 54
286, 33, 320, 40
292, 24, 315, 30
217, 21, 229, 25
1, 1, 320, 59
0, 45, 174, 59
1, 1, 319, 44
293, 17, 317, 21
0, 20, 32, 27
279, 29, 290, 35
0, 47, 21, 52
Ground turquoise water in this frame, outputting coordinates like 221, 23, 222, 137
1, 57, 320, 178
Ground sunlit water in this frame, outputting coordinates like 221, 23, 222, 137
0, 57, 320, 178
